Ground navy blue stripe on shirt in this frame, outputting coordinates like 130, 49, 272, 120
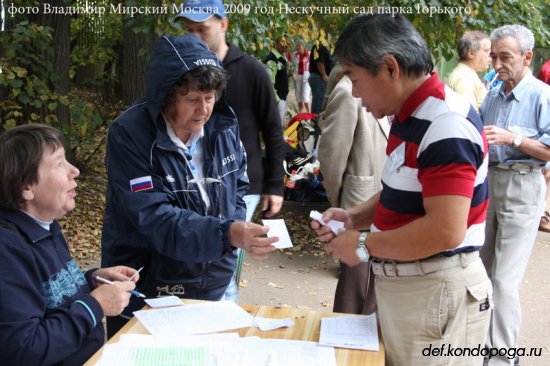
466, 106, 484, 133
419, 138, 485, 168
379, 182, 425, 215
391, 117, 431, 146
471, 177, 489, 207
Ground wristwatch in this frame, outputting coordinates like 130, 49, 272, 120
512, 133, 523, 148
355, 231, 370, 262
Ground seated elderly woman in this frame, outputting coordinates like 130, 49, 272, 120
101, 34, 278, 337
0, 124, 140, 365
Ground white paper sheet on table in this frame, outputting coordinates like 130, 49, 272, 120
133, 301, 254, 336
97, 343, 220, 366
117, 333, 241, 345
97, 336, 336, 366
253, 316, 295, 331
237, 338, 336, 366
319, 314, 379, 351
262, 219, 293, 248
144, 296, 184, 308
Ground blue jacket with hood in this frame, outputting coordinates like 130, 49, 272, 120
101, 34, 248, 310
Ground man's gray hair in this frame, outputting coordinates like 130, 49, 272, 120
491, 25, 534, 54
457, 31, 490, 61
334, 14, 433, 77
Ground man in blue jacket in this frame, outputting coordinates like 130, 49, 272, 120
101, 34, 278, 337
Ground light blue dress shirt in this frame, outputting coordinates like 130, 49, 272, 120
480, 72, 550, 166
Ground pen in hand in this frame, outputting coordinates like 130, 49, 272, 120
128, 266, 144, 281
93, 275, 146, 298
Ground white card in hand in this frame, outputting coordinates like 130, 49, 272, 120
309, 210, 345, 235
262, 219, 293, 249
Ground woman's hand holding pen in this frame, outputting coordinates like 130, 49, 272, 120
228, 221, 278, 260
89, 266, 143, 316
91, 266, 141, 284
90, 280, 135, 316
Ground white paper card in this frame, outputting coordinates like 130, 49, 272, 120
309, 210, 345, 235
389, 141, 406, 173
262, 219, 293, 248
254, 316, 295, 331
144, 296, 184, 308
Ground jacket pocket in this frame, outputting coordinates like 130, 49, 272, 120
342, 174, 379, 205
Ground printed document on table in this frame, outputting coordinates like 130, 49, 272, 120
133, 301, 254, 336
98, 336, 336, 366
238, 338, 337, 366
262, 219, 293, 248
117, 333, 241, 346
97, 344, 218, 366
319, 314, 379, 351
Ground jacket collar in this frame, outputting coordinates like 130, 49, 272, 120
0, 208, 61, 244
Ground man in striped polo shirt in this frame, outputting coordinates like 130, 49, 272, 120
312, 14, 492, 365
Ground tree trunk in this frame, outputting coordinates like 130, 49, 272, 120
30, 0, 72, 157
121, 21, 157, 106
50, 2, 71, 131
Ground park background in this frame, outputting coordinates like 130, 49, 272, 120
1, 1, 549, 364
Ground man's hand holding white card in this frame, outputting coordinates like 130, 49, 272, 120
309, 210, 345, 235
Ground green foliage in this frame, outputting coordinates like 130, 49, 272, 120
0, 21, 59, 129
224, 0, 548, 61
0, 20, 104, 163
2, 0, 547, 166
70, 0, 122, 68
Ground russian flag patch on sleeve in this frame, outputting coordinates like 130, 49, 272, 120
130, 176, 153, 192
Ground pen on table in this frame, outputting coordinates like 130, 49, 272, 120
128, 266, 144, 281
93, 275, 146, 298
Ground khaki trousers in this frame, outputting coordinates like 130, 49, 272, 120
376, 257, 492, 366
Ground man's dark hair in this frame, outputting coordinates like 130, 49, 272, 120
334, 14, 433, 77
0, 124, 64, 210
457, 31, 490, 61
164, 66, 228, 108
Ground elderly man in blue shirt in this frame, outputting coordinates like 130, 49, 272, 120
480, 24, 550, 366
